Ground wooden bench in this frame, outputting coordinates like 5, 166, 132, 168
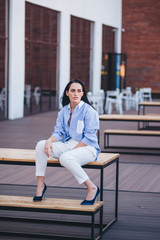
138, 101, 160, 115
0, 148, 119, 239
104, 129, 160, 155
146, 113, 160, 116
99, 114, 160, 132
0, 195, 103, 240
144, 113, 160, 130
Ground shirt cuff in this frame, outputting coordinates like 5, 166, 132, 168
52, 133, 61, 141
81, 137, 93, 146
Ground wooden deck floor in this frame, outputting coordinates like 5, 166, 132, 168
0, 107, 160, 239
0, 185, 160, 240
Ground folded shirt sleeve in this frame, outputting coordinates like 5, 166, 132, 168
81, 107, 99, 146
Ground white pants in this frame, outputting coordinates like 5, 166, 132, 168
35, 139, 97, 184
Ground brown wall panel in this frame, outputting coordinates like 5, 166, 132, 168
101, 25, 115, 91
25, 2, 58, 90
25, 2, 59, 115
102, 25, 115, 53
122, 0, 160, 93
70, 16, 92, 91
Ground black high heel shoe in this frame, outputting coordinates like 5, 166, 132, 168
33, 183, 47, 202
80, 186, 100, 205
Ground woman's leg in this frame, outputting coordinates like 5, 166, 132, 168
83, 178, 97, 201
59, 145, 98, 200
35, 140, 47, 196
34, 139, 78, 196
35, 176, 45, 196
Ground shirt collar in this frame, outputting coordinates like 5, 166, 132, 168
67, 100, 84, 110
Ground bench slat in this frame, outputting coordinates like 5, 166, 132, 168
0, 195, 103, 212
139, 101, 160, 106
0, 148, 119, 166
99, 114, 160, 121
104, 129, 160, 135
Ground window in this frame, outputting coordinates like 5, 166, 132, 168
25, 2, 59, 115
70, 16, 93, 91
101, 25, 115, 91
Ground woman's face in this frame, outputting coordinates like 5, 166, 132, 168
66, 83, 84, 105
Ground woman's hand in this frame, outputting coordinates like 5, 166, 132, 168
44, 136, 57, 157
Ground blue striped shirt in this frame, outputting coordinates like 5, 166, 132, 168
52, 101, 101, 158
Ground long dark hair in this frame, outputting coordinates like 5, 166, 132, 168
61, 79, 92, 107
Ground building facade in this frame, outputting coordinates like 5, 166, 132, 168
0, 0, 122, 120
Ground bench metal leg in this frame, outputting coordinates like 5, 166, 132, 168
100, 168, 104, 201
91, 213, 95, 240
104, 133, 109, 149
115, 159, 119, 219
99, 206, 103, 236
107, 134, 109, 147
98, 157, 119, 236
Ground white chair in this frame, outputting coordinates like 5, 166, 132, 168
96, 89, 105, 100
24, 85, 31, 107
121, 87, 132, 111
33, 87, 41, 105
131, 90, 140, 111
87, 94, 103, 114
126, 87, 133, 109
94, 89, 105, 114
140, 88, 152, 102
105, 89, 119, 112
87, 91, 92, 97
105, 89, 123, 114
107, 92, 123, 115
126, 87, 132, 92
0, 88, 6, 111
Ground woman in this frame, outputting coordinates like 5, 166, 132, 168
33, 79, 101, 205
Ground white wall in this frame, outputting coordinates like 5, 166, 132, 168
8, 0, 122, 119
58, 12, 70, 105
27, 0, 122, 30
